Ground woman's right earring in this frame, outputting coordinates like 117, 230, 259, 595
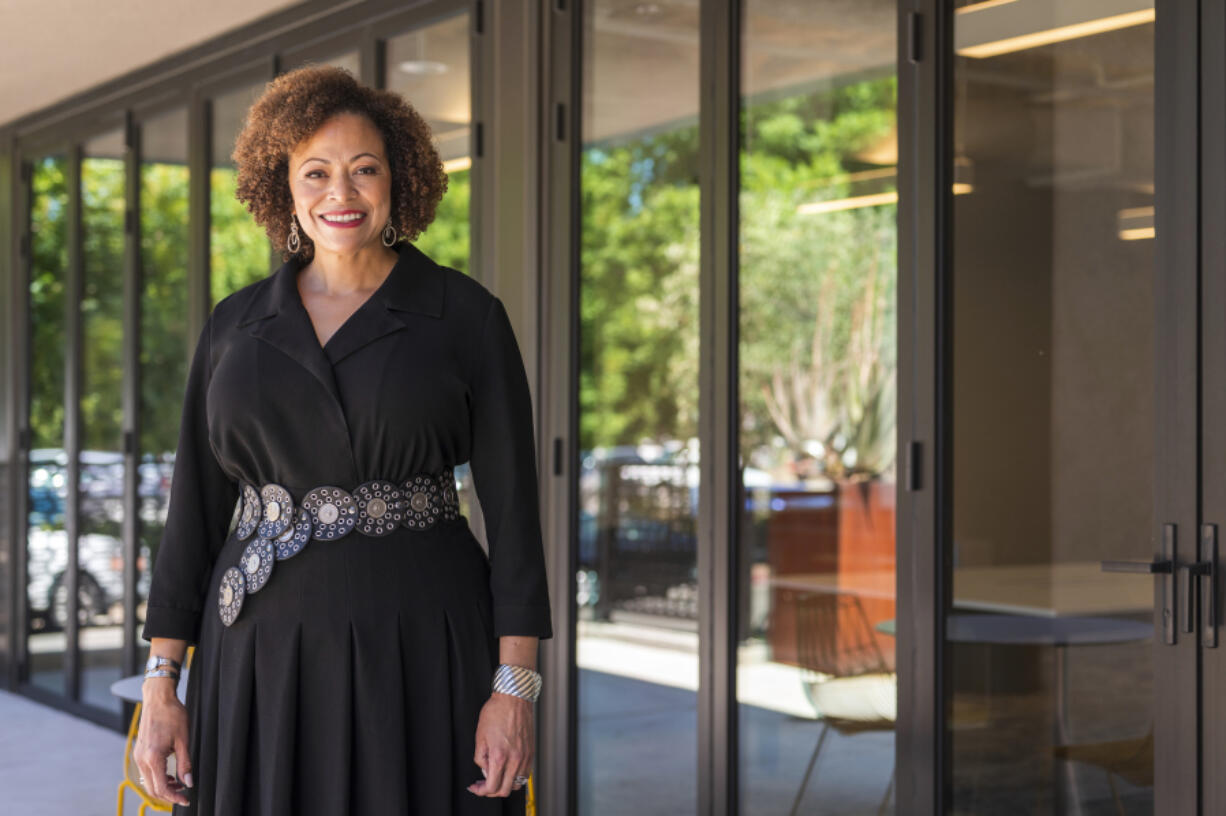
287, 216, 301, 254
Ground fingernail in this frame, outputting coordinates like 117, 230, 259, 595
184, 772, 194, 788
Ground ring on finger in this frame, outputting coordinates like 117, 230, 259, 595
513, 775, 529, 788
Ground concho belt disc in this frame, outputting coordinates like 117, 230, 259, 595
240, 537, 275, 593
257, 483, 293, 539
302, 486, 358, 541
236, 484, 261, 540
440, 476, 459, 521
218, 566, 246, 627
402, 474, 442, 530
274, 506, 313, 560
353, 480, 406, 536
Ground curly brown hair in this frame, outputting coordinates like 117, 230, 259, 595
231, 64, 448, 263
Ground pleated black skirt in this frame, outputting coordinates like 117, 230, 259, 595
174, 516, 526, 815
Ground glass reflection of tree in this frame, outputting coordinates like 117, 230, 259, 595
741, 76, 898, 485
29, 157, 69, 459
580, 127, 701, 451
210, 167, 273, 303
141, 160, 191, 584
415, 166, 469, 274
81, 154, 127, 541
580, 75, 897, 486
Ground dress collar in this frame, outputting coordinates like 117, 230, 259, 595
236, 241, 445, 328
231, 242, 447, 421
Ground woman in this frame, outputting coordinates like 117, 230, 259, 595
134, 65, 553, 814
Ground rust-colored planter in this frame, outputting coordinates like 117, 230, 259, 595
766, 477, 896, 674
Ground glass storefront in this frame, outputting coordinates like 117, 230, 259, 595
576, 2, 701, 812
1, 1, 1205, 811
737, 2, 898, 812
26, 152, 69, 696
387, 16, 472, 274
78, 128, 127, 713
138, 106, 191, 673
948, 2, 1156, 813
210, 80, 273, 305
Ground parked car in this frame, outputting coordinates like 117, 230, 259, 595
26, 528, 152, 631
26, 448, 163, 631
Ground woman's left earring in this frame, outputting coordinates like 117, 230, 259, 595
287, 215, 301, 254
381, 218, 398, 247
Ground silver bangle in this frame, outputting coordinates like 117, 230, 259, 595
492, 663, 542, 703
145, 654, 182, 673
144, 668, 180, 682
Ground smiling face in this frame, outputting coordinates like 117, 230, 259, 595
287, 111, 393, 258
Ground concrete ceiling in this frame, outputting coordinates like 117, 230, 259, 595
0, 0, 303, 129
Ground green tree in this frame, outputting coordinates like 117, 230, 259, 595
579, 73, 898, 482
29, 156, 69, 453
416, 167, 470, 273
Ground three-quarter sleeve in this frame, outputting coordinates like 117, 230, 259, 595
468, 295, 554, 640
141, 316, 239, 645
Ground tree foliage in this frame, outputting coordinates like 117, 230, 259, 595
580, 74, 898, 482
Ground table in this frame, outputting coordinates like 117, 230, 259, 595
110, 669, 190, 705
876, 614, 1151, 815
771, 561, 1155, 617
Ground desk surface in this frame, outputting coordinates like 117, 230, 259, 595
772, 561, 1154, 617
111, 669, 190, 705
876, 615, 1152, 645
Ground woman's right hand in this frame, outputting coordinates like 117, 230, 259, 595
134, 678, 193, 806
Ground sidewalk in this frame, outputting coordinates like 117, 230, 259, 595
0, 689, 128, 816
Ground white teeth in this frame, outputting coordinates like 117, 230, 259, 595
321, 213, 365, 223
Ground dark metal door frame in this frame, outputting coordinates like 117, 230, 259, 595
1151, 1, 1201, 813
1199, 0, 1226, 812
894, 0, 1203, 813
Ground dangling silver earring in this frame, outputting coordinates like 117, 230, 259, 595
287, 215, 301, 254
381, 218, 398, 247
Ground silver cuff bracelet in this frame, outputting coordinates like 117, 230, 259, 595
492, 663, 542, 703
144, 655, 181, 682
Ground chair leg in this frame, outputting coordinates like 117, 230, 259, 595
1106, 770, 1125, 816
876, 764, 896, 816
789, 721, 832, 816
117, 781, 125, 816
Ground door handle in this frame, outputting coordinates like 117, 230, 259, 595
1100, 523, 1177, 645
1197, 524, 1218, 648
1180, 562, 1205, 635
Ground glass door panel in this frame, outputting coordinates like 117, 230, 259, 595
78, 128, 127, 713
26, 153, 70, 696
139, 107, 191, 669
736, 2, 898, 813
577, 2, 701, 812
386, 14, 472, 275
210, 81, 273, 304
948, 1, 1156, 813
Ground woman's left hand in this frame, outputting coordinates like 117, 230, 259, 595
468, 692, 534, 797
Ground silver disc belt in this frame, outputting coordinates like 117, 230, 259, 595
217, 469, 460, 626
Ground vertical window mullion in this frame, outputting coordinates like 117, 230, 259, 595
698, 0, 740, 813
122, 113, 140, 684
64, 143, 83, 703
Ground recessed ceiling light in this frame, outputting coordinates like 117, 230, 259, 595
398, 60, 448, 76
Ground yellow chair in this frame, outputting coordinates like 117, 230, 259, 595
117, 647, 193, 816
526, 774, 536, 815
117, 699, 174, 815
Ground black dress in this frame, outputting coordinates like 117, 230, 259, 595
140, 241, 554, 815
